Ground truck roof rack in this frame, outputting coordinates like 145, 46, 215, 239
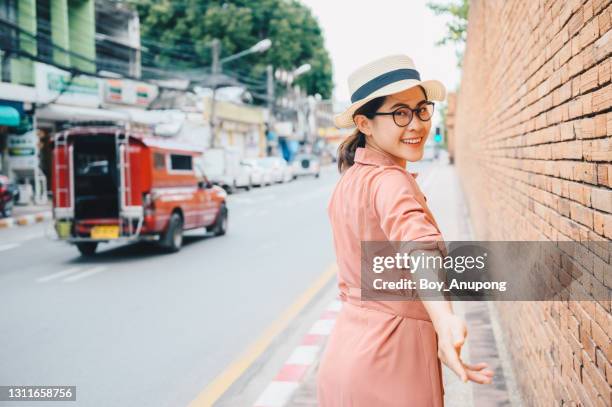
58, 120, 128, 130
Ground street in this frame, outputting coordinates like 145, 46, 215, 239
0, 160, 435, 407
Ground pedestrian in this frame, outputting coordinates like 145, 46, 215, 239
317, 54, 494, 406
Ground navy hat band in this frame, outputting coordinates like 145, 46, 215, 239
350, 68, 421, 103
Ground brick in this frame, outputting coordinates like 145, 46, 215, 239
568, 8, 585, 37
582, 92, 593, 114
581, 65, 600, 92
580, 18, 600, 49
560, 121, 577, 140
577, 117, 595, 139
594, 114, 607, 138
590, 319, 611, 362
596, 164, 612, 187
553, 140, 583, 159
568, 181, 592, 206
570, 201, 594, 227
569, 97, 583, 119
593, 29, 611, 63
591, 187, 612, 212
591, 83, 611, 113
598, 58, 610, 85
575, 162, 598, 184
583, 138, 612, 161
598, 4, 611, 34
593, 210, 612, 238
568, 54, 584, 78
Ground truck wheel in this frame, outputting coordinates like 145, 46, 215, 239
161, 213, 183, 252
76, 242, 98, 256
212, 204, 228, 236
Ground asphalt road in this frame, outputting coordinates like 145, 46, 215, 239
0, 159, 437, 407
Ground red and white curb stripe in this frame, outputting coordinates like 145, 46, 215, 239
0, 211, 52, 229
253, 299, 342, 407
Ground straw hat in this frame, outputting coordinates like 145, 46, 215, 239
334, 55, 446, 128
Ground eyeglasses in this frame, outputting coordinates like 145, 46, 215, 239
372, 101, 435, 127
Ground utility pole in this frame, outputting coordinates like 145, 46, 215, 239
266, 65, 275, 156
209, 39, 220, 147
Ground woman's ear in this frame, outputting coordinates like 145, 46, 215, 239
354, 114, 371, 136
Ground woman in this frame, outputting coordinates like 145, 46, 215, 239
317, 55, 494, 406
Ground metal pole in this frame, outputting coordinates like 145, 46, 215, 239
210, 39, 220, 148
266, 65, 274, 156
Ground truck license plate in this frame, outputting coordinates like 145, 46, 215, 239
91, 225, 120, 239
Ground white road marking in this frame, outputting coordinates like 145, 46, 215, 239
253, 381, 299, 407
36, 267, 82, 283
63, 266, 107, 283
308, 319, 335, 335
285, 345, 320, 365
0, 243, 20, 252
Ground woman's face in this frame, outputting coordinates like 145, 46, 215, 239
356, 86, 432, 166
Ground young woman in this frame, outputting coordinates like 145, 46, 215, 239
317, 55, 494, 406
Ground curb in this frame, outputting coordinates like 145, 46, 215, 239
253, 299, 341, 407
0, 211, 52, 229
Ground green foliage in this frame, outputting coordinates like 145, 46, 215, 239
427, 0, 469, 68
129, 0, 333, 99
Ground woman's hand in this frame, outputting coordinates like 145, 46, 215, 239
433, 312, 494, 384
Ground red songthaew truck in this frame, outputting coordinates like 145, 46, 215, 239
52, 123, 228, 256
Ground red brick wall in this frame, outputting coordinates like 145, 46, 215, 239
454, 0, 610, 405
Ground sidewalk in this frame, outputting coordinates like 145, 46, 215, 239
0, 202, 52, 229
281, 154, 522, 407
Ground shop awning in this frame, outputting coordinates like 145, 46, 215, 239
36, 105, 130, 122
0, 106, 20, 126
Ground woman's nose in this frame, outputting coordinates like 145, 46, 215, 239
407, 114, 425, 132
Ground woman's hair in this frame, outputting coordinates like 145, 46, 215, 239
335, 85, 429, 173
336, 96, 386, 173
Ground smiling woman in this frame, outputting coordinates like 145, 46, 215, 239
320, 54, 494, 407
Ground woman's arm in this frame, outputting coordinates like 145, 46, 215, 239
412, 248, 494, 385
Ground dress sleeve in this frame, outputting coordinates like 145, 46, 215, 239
373, 168, 443, 243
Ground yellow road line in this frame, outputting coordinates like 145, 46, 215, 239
188, 263, 338, 407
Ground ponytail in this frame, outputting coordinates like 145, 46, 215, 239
335, 96, 386, 173
337, 129, 366, 173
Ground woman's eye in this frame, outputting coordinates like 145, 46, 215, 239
395, 109, 409, 116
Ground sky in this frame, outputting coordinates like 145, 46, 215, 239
300, 0, 462, 117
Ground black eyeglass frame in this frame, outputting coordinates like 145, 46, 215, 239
372, 101, 435, 127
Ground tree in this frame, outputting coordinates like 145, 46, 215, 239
129, 0, 333, 99
427, 0, 469, 68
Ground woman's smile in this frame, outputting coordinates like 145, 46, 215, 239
400, 136, 423, 146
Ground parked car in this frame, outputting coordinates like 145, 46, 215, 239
257, 157, 294, 183
0, 175, 18, 218
240, 159, 273, 187
292, 154, 320, 178
201, 147, 251, 193
51, 124, 228, 256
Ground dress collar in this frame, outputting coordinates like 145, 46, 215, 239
353, 147, 419, 178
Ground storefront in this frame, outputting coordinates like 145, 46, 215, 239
203, 97, 266, 158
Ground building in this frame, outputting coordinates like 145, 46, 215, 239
0, 0, 146, 204
203, 96, 266, 159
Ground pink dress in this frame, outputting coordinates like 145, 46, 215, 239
318, 146, 447, 406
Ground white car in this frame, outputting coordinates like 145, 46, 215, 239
257, 157, 294, 183
201, 148, 251, 192
292, 154, 320, 178
241, 159, 273, 187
